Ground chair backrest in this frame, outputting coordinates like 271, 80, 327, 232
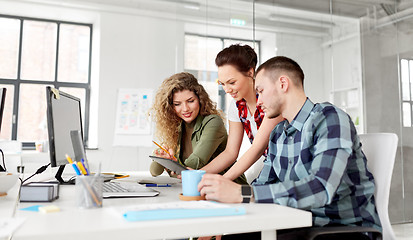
359, 133, 398, 240
245, 155, 265, 184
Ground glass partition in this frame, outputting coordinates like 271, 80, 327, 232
359, 0, 412, 223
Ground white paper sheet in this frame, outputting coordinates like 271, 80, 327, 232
0, 217, 26, 239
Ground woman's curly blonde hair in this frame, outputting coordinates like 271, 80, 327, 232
150, 72, 221, 152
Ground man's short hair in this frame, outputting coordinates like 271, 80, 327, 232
256, 56, 304, 87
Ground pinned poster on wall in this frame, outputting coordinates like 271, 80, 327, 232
113, 88, 154, 147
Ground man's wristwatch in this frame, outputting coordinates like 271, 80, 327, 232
241, 185, 253, 203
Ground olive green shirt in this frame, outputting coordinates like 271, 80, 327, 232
150, 114, 247, 184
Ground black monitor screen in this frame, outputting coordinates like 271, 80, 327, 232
0, 88, 6, 134
46, 87, 83, 169
0, 88, 5, 171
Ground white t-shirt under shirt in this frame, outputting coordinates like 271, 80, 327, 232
227, 98, 258, 137
227, 98, 264, 184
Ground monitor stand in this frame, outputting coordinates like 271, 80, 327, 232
55, 165, 76, 185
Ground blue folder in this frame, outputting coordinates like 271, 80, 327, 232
123, 206, 246, 221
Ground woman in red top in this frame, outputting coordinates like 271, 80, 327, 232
202, 44, 283, 182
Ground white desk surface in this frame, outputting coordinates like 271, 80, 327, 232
1, 172, 312, 240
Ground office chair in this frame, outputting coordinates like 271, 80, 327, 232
244, 155, 265, 184
302, 133, 398, 240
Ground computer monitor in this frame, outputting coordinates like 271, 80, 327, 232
0, 88, 6, 172
46, 86, 85, 183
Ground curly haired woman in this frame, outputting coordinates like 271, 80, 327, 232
149, 72, 247, 184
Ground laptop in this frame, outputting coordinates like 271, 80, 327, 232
102, 181, 159, 198
70, 130, 159, 198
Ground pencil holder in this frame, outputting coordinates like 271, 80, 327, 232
76, 175, 103, 209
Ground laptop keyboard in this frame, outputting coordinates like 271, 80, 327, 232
103, 182, 129, 193
101, 181, 159, 198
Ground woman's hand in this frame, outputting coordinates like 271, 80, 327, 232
171, 166, 193, 179
153, 145, 175, 160
172, 167, 192, 179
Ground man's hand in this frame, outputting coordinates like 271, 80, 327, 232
198, 174, 243, 203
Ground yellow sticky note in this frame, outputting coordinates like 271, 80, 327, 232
39, 205, 60, 214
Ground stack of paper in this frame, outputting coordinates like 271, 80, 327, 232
20, 182, 59, 202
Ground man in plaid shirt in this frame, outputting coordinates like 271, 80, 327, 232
198, 56, 381, 240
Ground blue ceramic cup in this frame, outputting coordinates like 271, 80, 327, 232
181, 170, 206, 196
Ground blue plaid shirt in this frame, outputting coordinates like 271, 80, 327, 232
252, 98, 381, 230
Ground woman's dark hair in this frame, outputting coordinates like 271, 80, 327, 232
215, 44, 257, 74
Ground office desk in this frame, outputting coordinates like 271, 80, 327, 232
4, 172, 312, 240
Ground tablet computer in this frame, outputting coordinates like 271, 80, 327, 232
149, 155, 187, 174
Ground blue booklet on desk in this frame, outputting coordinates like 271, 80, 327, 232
122, 201, 246, 222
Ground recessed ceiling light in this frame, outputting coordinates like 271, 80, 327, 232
183, 2, 200, 10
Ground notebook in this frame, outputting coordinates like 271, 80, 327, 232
121, 201, 246, 221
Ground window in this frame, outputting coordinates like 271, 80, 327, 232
184, 34, 260, 112
0, 15, 92, 147
401, 59, 413, 127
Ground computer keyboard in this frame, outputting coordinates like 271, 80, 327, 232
102, 181, 159, 198
103, 182, 129, 192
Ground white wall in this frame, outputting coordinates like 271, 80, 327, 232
275, 34, 326, 103
88, 12, 185, 172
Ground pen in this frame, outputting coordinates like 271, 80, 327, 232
81, 159, 90, 175
145, 183, 172, 187
71, 163, 81, 176
77, 161, 88, 175
152, 141, 177, 161
66, 154, 81, 176
65, 154, 74, 164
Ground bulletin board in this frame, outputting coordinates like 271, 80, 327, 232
113, 88, 154, 147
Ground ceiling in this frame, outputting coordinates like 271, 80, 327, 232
15, 0, 413, 35
60, 0, 413, 19
254, 0, 402, 18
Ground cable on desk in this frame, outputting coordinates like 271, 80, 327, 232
11, 163, 51, 218
21, 163, 51, 184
